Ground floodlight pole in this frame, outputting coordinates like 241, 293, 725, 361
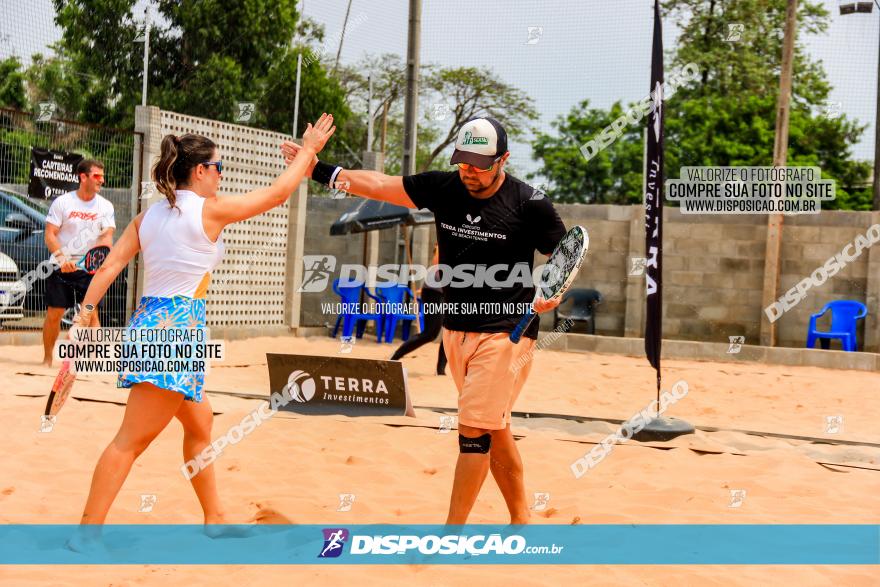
293, 53, 302, 138
292, 0, 305, 138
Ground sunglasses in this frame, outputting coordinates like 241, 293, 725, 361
201, 160, 223, 174
456, 158, 501, 173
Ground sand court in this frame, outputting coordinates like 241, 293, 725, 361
1, 335, 877, 584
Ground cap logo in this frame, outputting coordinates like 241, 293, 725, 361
462, 130, 489, 146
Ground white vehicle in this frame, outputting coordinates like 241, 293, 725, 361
0, 251, 26, 323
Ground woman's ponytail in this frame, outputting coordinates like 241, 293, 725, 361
151, 134, 216, 210
153, 135, 181, 209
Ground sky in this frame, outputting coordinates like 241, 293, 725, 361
1, 0, 877, 178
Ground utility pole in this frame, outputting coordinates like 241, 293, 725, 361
140, 7, 150, 106
760, 0, 798, 347
402, 0, 421, 176
367, 75, 374, 151
401, 0, 423, 333
334, 0, 353, 73
873, 6, 880, 209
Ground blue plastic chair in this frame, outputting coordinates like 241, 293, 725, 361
330, 279, 384, 342
375, 283, 423, 343
806, 300, 867, 352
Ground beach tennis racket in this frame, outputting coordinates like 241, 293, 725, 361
509, 225, 589, 343
44, 359, 76, 417
76, 245, 110, 275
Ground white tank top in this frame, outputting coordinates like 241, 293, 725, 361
139, 190, 225, 298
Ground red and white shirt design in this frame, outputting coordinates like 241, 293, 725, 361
46, 191, 116, 264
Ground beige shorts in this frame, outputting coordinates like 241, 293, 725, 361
442, 329, 537, 430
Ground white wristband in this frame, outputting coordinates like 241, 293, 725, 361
329, 166, 343, 189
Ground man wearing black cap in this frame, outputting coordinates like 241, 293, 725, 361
283, 117, 566, 525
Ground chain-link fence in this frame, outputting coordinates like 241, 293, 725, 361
0, 106, 142, 330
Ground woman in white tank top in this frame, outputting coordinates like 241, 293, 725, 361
65, 114, 336, 540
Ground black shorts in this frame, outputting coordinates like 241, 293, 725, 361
45, 269, 92, 309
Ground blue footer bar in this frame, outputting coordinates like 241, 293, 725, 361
0, 524, 877, 565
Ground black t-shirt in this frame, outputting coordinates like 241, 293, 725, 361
403, 171, 566, 339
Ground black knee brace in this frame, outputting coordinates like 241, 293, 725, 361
459, 433, 491, 454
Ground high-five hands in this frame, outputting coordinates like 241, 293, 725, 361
280, 140, 317, 174
281, 113, 335, 172
302, 113, 336, 153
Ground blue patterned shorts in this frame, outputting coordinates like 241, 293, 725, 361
117, 296, 207, 402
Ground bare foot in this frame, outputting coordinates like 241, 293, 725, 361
65, 526, 109, 556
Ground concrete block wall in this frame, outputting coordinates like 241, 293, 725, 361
660, 211, 767, 346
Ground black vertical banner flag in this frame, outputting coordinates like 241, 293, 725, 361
645, 0, 664, 394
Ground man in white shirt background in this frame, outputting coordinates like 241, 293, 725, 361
42, 158, 115, 367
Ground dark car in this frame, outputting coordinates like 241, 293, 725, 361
0, 188, 129, 327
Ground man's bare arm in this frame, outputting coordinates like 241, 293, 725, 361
280, 141, 417, 208
336, 169, 416, 208
45, 223, 76, 272
44, 223, 62, 254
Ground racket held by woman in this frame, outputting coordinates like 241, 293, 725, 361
44, 360, 76, 417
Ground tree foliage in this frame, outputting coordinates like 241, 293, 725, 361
337, 56, 538, 174
532, 0, 873, 209
0, 0, 355, 143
